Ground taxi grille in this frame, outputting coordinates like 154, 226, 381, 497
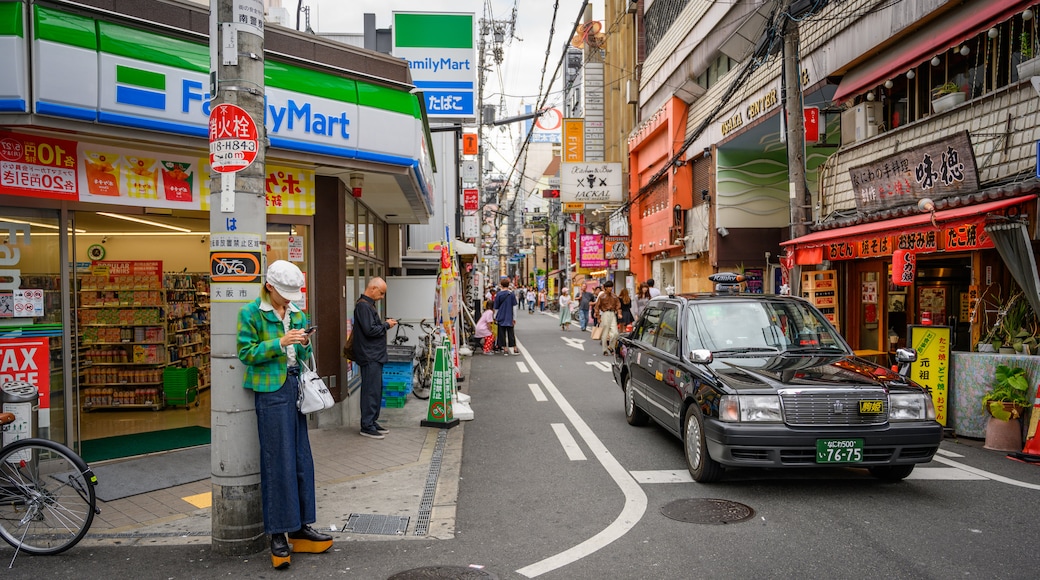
780, 390, 888, 426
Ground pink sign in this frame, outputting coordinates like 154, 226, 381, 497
580, 234, 607, 268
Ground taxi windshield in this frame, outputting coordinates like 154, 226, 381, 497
686, 300, 846, 354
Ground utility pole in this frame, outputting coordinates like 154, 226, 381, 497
209, 0, 267, 556
782, 6, 809, 240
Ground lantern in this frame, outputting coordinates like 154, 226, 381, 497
892, 249, 915, 286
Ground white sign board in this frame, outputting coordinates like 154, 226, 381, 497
560, 162, 623, 204
393, 12, 476, 120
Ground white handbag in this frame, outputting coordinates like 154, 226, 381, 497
297, 355, 334, 414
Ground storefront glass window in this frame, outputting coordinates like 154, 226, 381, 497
345, 198, 357, 250
0, 208, 65, 444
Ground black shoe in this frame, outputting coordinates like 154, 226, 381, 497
288, 525, 333, 554
360, 428, 385, 439
374, 423, 390, 434
270, 533, 291, 569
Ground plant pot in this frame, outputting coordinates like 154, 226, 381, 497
977, 342, 996, 353
931, 91, 966, 114
984, 416, 1023, 451
999, 346, 1017, 354
1018, 56, 1040, 80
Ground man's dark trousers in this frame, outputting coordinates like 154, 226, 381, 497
359, 361, 383, 431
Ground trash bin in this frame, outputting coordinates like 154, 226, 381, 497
1, 380, 39, 447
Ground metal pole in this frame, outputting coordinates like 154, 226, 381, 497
210, 0, 266, 556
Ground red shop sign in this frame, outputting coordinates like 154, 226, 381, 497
892, 249, 915, 286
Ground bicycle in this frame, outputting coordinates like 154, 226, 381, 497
0, 412, 99, 567
410, 319, 440, 400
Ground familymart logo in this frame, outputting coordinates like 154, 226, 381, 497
115, 65, 166, 111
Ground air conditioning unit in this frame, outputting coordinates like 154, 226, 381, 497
840, 102, 883, 145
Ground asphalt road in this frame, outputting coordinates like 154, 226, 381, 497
6, 309, 1040, 579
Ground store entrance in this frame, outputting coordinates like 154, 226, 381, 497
914, 256, 973, 352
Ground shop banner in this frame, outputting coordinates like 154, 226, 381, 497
78, 142, 201, 209
908, 325, 951, 426
0, 337, 51, 425
200, 160, 315, 215
0, 132, 79, 201
579, 234, 607, 268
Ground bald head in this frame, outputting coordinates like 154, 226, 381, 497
364, 277, 387, 300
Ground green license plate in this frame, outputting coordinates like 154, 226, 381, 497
816, 438, 864, 463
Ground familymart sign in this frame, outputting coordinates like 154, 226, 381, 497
393, 12, 476, 120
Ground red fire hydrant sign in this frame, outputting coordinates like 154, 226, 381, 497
209, 103, 259, 173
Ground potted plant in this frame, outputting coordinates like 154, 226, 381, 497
1017, 29, 1040, 80
931, 81, 966, 114
981, 364, 1031, 451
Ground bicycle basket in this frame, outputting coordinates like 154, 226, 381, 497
387, 344, 416, 362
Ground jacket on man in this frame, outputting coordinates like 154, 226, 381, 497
353, 295, 389, 365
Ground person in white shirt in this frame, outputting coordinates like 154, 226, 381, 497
647, 278, 662, 298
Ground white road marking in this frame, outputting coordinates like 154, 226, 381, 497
630, 470, 692, 483
517, 361, 529, 373
932, 455, 1040, 490
905, 467, 988, 480
585, 361, 612, 372
562, 336, 586, 351
528, 383, 547, 402
513, 345, 647, 578
936, 448, 964, 458
551, 423, 587, 461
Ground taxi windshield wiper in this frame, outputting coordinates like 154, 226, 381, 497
785, 345, 846, 353
712, 346, 780, 355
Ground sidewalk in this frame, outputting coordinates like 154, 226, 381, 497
80, 357, 469, 547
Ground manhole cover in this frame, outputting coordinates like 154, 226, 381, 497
660, 498, 755, 524
387, 566, 499, 579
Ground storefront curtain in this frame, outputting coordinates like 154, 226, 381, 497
985, 219, 1040, 318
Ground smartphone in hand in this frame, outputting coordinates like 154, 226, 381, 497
304, 326, 318, 334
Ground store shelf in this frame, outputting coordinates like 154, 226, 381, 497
82, 381, 163, 387
91, 361, 170, 366
83, 341, 166, 346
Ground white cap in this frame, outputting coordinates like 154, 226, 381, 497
266, 260, 305, 301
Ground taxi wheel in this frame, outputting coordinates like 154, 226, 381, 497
623, 374, 649, 426
683, 406, 723, 483
868, 465, 915, 481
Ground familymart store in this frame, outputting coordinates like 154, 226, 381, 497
0, 1, 434, 459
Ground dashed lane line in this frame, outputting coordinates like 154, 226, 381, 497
551, 423, 587, 461
514, 344, 647, 578
528, 383, 548, 402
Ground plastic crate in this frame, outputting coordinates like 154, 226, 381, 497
387, 345, 416, 363
164, 366, 199, 409
381, 395, 407, 408
383, 389, 409, 398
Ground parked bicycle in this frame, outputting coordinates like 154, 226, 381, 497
411, 319, 440, 400
0, 412, 99, 567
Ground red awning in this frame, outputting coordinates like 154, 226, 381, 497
832, 0, 1034, 104
782, 195, 1038, 250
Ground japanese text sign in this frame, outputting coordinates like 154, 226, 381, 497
209, 103, 259, 173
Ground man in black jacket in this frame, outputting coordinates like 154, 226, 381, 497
354, 277, 397, 439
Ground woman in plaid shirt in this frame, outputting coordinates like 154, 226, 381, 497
237, 260, 332, 569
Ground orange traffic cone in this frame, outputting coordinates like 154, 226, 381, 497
1022, 387, 1040, 457
1009, 387, 1040, 462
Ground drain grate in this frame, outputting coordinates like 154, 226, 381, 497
343, 513, 409, 535
413, 428, 448, 536
387, 565, 498, 579
660, 498, 755, 525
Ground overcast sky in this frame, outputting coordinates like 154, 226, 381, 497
298, 1, 596, 119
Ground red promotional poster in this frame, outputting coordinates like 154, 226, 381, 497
580, 234, 607, 268
0, 132, 79, 200
0, 338, 51, 411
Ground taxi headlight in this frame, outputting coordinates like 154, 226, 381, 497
889, 393, 936, 421
720, 395, 783, 422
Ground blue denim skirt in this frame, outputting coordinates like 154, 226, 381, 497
254, 367, 316, 535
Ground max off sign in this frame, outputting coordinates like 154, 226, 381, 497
560, 162, 623, 204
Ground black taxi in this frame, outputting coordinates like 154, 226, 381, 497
612, 275, 943, 482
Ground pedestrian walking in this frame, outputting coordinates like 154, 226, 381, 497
526, 285, 536, 314
577, 286, 594, 331
538, 288, 547, 312
354, 277, 398, 440
632, 282, 651, 322
474, 300, 495, 354
619, 288, 634, 330
558, 287, 573, 330
593, 280, 622, 355
647, 278, 661, 298
493, 278, 520, 354
236, 260, 332, 570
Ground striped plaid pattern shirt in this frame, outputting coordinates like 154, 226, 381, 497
237, 297, 312, 393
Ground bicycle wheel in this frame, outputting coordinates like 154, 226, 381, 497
412, 356, 432, 400
0, 439, 97, 555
